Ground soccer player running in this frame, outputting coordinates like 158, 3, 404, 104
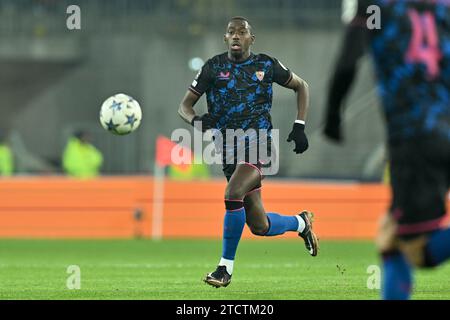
178, 16, 319, 288
324, 0, 450, 299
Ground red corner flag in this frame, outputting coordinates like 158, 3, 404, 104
155, 135, 192, 167
155, 135, 177, 167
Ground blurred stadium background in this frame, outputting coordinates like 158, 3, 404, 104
0, 0, 448, 300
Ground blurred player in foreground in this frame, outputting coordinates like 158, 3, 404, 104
324, 0, 450, 299
178, 17, 318, 288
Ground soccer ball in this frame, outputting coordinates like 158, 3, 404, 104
99, 93, 142, 135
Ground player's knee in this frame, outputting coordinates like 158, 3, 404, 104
224, 184, 246, 200
376, 213, 398, 253
398, 235, 434, 268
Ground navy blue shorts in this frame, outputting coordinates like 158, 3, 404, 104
389, 137, 450, 239
218, 131, 275, 179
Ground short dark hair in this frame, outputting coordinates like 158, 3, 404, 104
228, 16, 253, 33
230, 16, 250, 23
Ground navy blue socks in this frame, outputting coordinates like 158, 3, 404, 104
382, 251, 412, 300
265, 213, 300, 236
222, 200, 246, 261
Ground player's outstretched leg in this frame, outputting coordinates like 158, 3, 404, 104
378, 226, 450, 300
381, 250, 413, 300
423, 227, 450, 266
203, 196, 245, 288
204, 164, 260, 288
244, 189, 319, 257
297, 211, 319, 256
377, 213, 413, 299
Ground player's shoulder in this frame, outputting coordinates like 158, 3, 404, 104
205, 53, 228, 66
253, 53, 279, 65
254, 53, 273, 61
254, 53, 291, 72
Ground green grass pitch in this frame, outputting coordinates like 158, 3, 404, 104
0, 239, 449, 300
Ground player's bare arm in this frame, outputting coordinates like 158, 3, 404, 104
284, 72, 310, 122
178, 90, 216, 132
284, 72, 310, 154
323, 3, 368, 142
178, 90, 200, 125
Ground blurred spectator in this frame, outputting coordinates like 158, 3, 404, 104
62, 130, 103, 178
382, 162, 390, 185
0, 129, 14, 176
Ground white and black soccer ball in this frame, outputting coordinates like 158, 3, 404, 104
100, 93, 142, 135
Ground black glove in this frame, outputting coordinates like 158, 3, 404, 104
190, 113, 215, 132
323, 111, 342, 142
287, 122, 309, 154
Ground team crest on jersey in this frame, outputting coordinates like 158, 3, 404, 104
255, 71, 265, 81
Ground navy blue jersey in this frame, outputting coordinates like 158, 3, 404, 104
189, 52, 292, 132
366, 0, 450, 141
